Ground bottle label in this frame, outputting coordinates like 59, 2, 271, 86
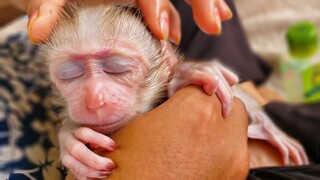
279, 58, 305, 103
302, 63, 320, 103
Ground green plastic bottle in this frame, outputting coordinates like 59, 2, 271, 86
280, 21, 320, 103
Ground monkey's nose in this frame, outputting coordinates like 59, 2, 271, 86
85, 91, 106, 111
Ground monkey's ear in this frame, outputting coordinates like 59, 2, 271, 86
161, 40, 178, 70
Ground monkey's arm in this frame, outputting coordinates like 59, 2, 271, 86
66, 86, 249, 180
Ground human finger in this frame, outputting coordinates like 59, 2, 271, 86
168, 2, 181, 44
216, 0, 233, 21
137, 0, 170, 40
27, 0, 65, 43
187, 0, 221, 34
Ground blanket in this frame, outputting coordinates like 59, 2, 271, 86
0, 17, 65, 180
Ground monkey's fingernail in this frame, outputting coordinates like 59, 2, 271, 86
110, 142, 118, 150
107, 163, 116, 170
27, 9, 40, 43
100, 171, 112, 177
160, 11, 169, 40
223, 103, 231, 118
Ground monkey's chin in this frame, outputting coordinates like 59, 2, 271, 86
87, 121, 124, 135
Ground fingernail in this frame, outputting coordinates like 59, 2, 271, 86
100, 171, 112, 177
175, 37, 181, 45
214, 8, 222, 35
110, 142, 118, 150
213, 78, 220, 93
159, 11, 169, 40
27, 9, 40, 43
222, 1, 233, 20
169, 28, 181, 45
223, 102, 231, 118
169, 35, 181, 45
107, 163, 116, 170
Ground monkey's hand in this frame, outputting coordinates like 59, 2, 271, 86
58, 121, 117, 179
168, 61, 239, 117
247, 107, 309, 166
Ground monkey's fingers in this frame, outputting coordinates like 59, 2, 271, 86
64, 132, 116, 172
215, 62, 239, 86
73, 126, 117, 151
287, 139, 309, 164
62, 153, 112, 179
212, 67, 234, 118
264, 128, 291, 165
281, 138, 304, 165
168, 70, 220, 97
258, 112, 308, 165
266, 125, 308, 165
248, 111, 306, 166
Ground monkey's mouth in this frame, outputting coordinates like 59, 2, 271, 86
85, 121, 123, 134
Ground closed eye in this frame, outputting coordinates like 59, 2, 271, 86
56, 61, 85, 80
102, 56, 136, 74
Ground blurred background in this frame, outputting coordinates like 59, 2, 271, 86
234, 0, 320, 104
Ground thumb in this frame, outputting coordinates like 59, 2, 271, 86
27, 0, 65, 43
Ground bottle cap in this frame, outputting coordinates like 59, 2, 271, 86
286, 21, 319, 59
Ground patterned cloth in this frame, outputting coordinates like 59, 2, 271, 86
0, 17, 66, 180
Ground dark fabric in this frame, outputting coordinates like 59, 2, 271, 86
171, 0, 272, 84
264, 102, 320, 163
248, 165, 320, 180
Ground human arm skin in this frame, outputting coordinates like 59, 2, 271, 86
66, 86, 249, 180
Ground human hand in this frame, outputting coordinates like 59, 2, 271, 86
11, 0, 232, 43
58, 121, 117, 179
66, 86, 249, 180
137, 0, 233, 44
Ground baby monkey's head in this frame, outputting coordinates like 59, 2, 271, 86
42, 2, 176, 133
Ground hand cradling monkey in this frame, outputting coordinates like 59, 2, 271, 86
41, 2, 309, 179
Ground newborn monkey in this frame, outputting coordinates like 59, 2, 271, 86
41, 2, 308, 179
